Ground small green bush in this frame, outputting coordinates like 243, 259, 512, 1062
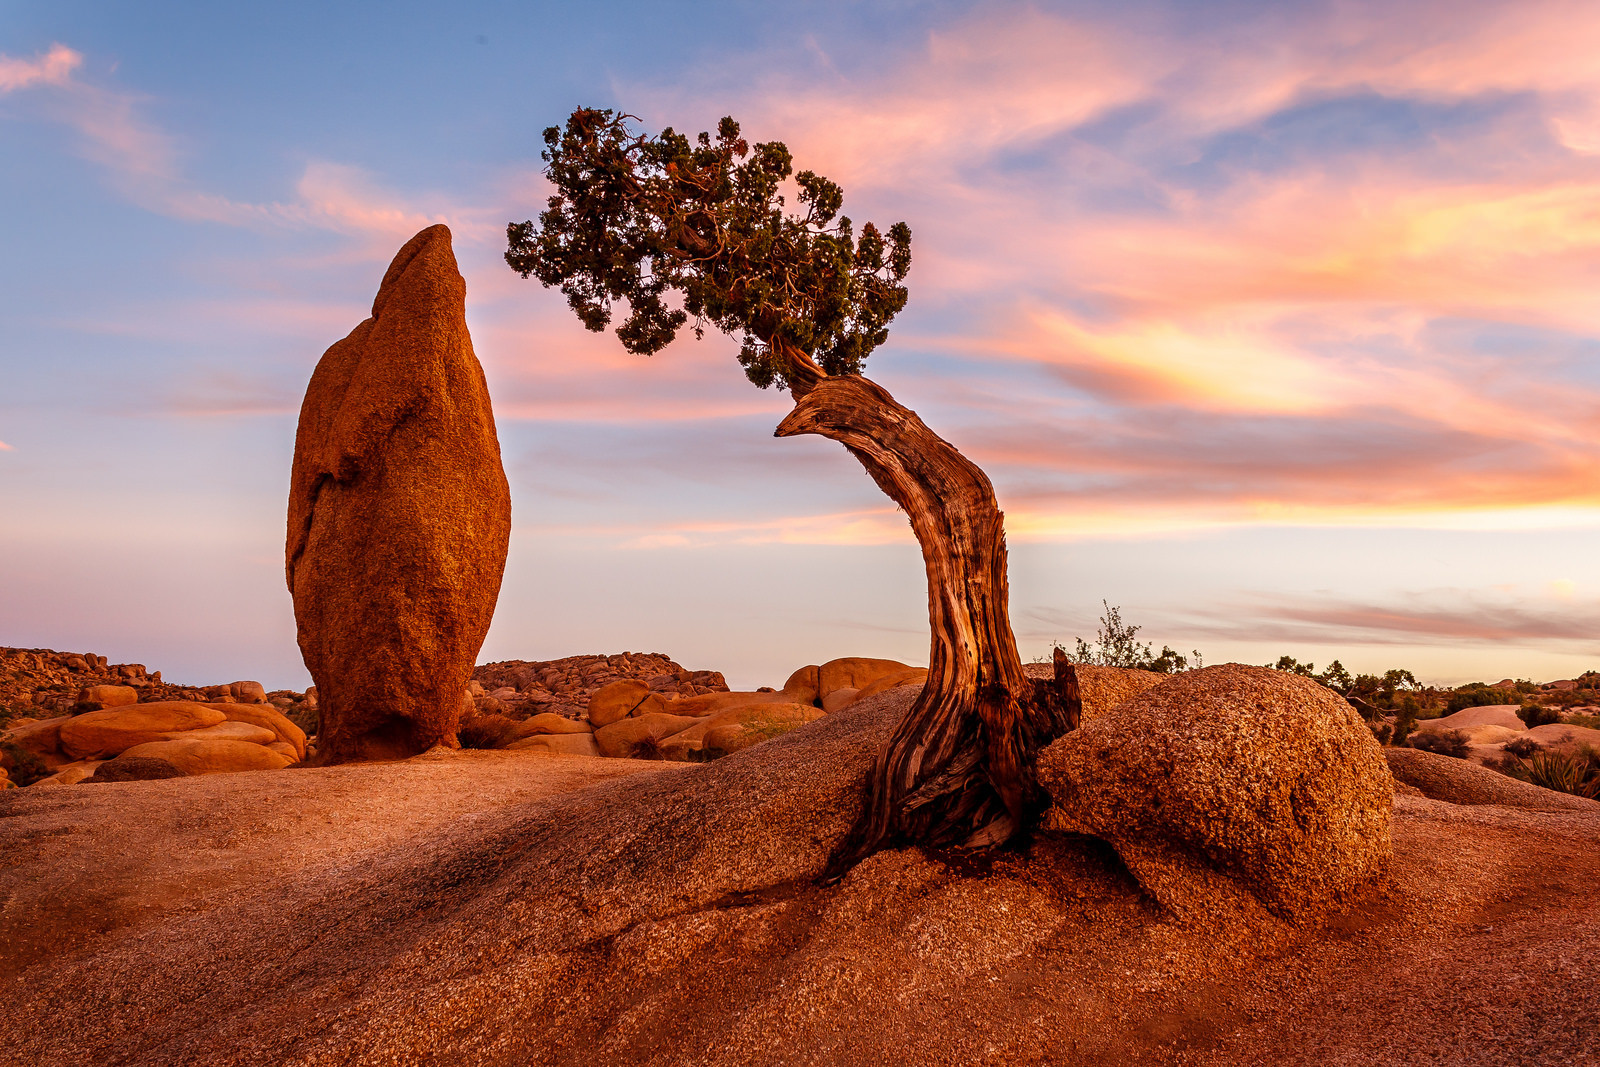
1391, 712, 1419, 747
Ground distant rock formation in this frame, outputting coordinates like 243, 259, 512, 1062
286, 225, 512, 763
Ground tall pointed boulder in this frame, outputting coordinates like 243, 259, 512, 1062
287, 225, 512, 763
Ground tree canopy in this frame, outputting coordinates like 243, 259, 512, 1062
505, 108, 912, 391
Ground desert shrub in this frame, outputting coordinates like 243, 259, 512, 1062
457, 711, 517, 750
1565, 712, 1600, 730
1517, 703, 1561, 728
1409, 729, 1471, 759
285, 704, 319, 738
1390, 706, 1420, 747
629, 735, 664, 760
1517, 752, 1600, 797
1067, 603, 1203, 673
0, 740, 51, 786
1504, 736, 1542, 760
1368, 720, 1393, 745
1447, 685, 1512, 714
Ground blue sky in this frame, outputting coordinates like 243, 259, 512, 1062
5, 0, 1600, 690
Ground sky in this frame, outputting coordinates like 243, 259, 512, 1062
5, 0, 1600, 691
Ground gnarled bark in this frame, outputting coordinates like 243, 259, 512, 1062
774, 369, 1080, 867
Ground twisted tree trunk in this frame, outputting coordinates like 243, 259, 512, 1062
772, 348, 1080, 868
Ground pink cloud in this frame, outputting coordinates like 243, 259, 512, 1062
0, 43, 80, 93
597, 2, 1600, 537
0, 439, 14, 452
531, 507, 911, 548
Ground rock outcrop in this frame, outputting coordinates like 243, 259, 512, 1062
1386, 747, 1600, 810
1038, 663, 1394, 922
286, 225, 512, 763
8, 685, 1600, 1066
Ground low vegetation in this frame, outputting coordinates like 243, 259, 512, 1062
457, 710, 518, 750
1408, 729, 1471, 759
1062, 602, 1203, 674
1505, 748, 1600, 798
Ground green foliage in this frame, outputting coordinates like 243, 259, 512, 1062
1409, 729, 1471, 759
1517, 703, 1561, 728
1271, 656, 1427, 725
506, 108, 912, 389
1447, 684, 1514, 714
1067, 602, 1202, 674
1391, 709, 1419, 747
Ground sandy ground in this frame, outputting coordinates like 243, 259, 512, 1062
2, 701, 1597, 1066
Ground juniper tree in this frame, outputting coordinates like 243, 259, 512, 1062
508, 108, 1078, 867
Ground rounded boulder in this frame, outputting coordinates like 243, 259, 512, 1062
816, 657, 915, 704
76, 685, 139, 711
593, 713, 705, 759
1037, 663, 1393, 923
58, 703, 228, 761
587, 680, 654, 728
85, 756, 189, 783
506, 733, 600, 757
116, 738, 295, 776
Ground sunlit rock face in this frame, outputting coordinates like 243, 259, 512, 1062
287, 224, 511, 764
1038, 662, 1394, 923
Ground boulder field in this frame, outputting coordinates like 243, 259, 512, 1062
3, 669, 1598, 1065
462, 654, 936, 763
4, 698, 306, 785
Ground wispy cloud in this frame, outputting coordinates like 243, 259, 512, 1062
0, 43, 80, 92
1187, 590, 1600, 648
0, 439, 15, 452
0, 43, 494, 245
